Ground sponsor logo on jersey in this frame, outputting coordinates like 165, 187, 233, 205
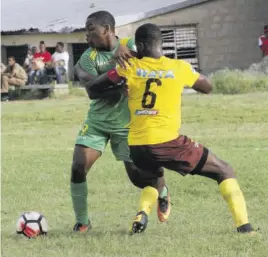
135, 109, 158, 115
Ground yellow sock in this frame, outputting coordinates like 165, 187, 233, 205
219, 178, 249, 228
138, 186, 159, 215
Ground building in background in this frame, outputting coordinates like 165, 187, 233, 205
1, 0, 267, 80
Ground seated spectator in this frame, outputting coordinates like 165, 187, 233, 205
24, 46, 37, 73
29, 41, 52, 84
1, 56, 27, 101
1, 63, 6, 73
51, 42, 69, 83
258, 25, 268, 57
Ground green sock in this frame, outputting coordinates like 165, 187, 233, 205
71, 182, 89, 225
159, 185, 168, 199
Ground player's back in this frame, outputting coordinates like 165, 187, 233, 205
121, 56, 199, 145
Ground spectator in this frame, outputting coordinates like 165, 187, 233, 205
51, 42, 69, 83
258, 25, 268, 57
1, 56, 27, 101
1, 63, 6, 73
24, 46, 37, 72
29, 41, 52, 84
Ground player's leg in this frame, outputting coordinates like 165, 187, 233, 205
193, 150, 254, 233
157, 135, 254, 233
110, 128, 171, 222
71, 145, 101, 231
127, 145, 164, 234
71, 121, 108, 232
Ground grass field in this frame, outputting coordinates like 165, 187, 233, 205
2, 93, 268, 257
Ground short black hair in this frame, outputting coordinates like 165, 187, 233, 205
135, 23, 162, 45
264, 25, 268, 30
87, 11, 115, 29
40, 40, 45, 45
57, 42, 64, 48
8, 56, 15, 61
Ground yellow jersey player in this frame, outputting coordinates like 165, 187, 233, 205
87, 23, 255, 235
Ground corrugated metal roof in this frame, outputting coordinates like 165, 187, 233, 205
1, 0, 211, 33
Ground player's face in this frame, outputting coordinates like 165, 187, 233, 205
265, 30, 268, 37
85, 18, 107, 49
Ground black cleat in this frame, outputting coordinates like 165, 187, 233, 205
129, 211, 148, 235
237, 223, 259, 234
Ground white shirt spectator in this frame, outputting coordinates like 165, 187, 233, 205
52, 51, 69, 71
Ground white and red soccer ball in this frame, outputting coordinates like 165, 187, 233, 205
16, 212, 48, 238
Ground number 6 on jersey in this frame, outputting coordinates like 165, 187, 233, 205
142, 78, 162, 109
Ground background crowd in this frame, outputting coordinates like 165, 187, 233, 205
1, 41, 69, 101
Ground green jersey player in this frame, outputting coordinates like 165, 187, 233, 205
71, 11, 171, 232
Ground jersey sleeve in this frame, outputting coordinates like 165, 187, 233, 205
180, 61, 200, 88
78, 49, 98, 76
126, 37, 137, 52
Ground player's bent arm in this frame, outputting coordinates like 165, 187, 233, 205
74, 63, 95, 85
85, 68, 124, 91
74, 63, 99, 99
192, 74, 212, 94
74, 63, 120, 99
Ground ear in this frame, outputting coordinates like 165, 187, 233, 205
136, 42, 144, 59
136, 42, 144, 51
103, 24, 111, 34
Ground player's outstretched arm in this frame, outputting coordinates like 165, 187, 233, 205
192, 75, 212, 94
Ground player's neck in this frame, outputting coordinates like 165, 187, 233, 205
142, 51, 162, 59
105, 36, 118, 51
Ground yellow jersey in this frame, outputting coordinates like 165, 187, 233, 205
116, 56, 199, 145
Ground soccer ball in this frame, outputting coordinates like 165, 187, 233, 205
16, 211, 48, 238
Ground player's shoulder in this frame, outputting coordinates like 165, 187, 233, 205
80, 47, 98, 62
119, 37, 133, 45
120, 37, 136, 51
176, 59, 194, 70
81, 47, 96, 56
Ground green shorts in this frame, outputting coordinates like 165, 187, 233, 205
75, 119, 131, 162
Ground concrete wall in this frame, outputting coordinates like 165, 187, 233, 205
117, 0, 268, 73
1, 0, 267, 74
1, 32, 86, 47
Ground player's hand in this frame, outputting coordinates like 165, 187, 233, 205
114, 44, 137, 69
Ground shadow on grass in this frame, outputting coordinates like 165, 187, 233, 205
2, 226, 129, 242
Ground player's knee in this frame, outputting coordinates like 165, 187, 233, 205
124, 162, 143, 189
217, 160, 235, 183
124, 162, 158, 189
71, 161, 87, 183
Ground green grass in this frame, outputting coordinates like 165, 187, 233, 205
2, 93, 268, 257
210, 69, 268, 94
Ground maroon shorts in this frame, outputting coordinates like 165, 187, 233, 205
129, 135, 208, 178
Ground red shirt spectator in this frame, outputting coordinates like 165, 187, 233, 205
33, 41, 52, 62
258, 25, 268, 57
34, 52, 52, 62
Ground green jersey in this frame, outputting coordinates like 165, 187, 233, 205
79, 37, 136, 128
